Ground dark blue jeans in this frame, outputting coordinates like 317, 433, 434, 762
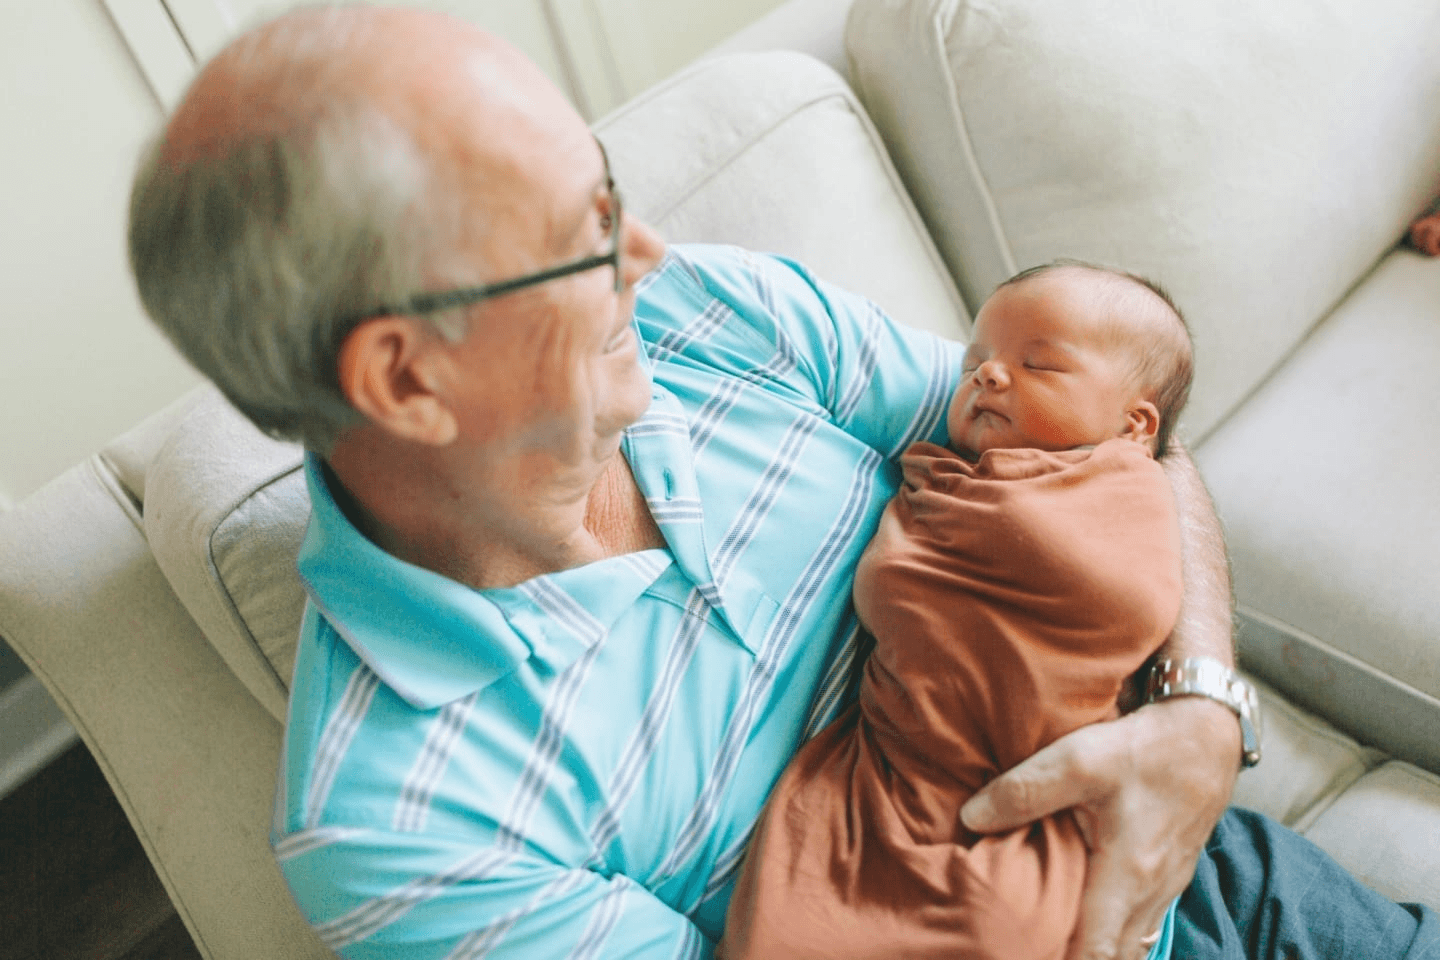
1176, 808, 1440, 959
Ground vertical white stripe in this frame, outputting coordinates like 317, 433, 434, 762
800, 618, 865, 742
566, 877, 631, 960
887, 341, 956, 460
835, 301, 883, 422
306, 665, 380, 830
498, 639, 606, 850
695, 824, 750, 907
394, 691, 478, 833
673, 922, 707, 960
709, 415, 819, 590
587, 589, 712, 865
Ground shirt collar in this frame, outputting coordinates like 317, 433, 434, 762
296, 453, 677, 709
297, 453, 532, 710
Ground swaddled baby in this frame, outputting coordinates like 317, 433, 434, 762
721, 261, 1193, 960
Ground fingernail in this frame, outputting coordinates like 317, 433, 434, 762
960, 794, 993, 830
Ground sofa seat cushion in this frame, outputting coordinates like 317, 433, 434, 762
1301, 762, 1440, 910
1230, 675, 1384, 834
1196, 251, 1440, 775
1231, 676, 1440, 910
845, 0, 1440, 439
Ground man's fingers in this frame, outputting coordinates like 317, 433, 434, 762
1066, 848, 1171, 960
1069, 902, 1171, 960
960, 726, 1118, 833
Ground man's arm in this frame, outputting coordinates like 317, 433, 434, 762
276, 823, 714, 959
960, 442, 1240, 960
638, 246, 966, 458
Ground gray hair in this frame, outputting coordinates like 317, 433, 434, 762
128, 11, 470, 453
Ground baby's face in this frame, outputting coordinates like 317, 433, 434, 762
947, 271, 1145, 459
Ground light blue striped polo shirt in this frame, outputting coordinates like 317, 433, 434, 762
275, 244, 1180, 959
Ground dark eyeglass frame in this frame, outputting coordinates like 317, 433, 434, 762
355, 140, 624, 322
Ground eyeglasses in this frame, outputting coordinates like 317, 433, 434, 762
358, 140, 624, 322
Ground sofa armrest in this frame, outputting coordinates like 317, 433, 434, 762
0, 460, 330, 960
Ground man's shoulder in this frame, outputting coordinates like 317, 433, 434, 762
638, 243, 798, 313
635, 243, 835, 359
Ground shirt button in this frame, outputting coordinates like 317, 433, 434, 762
663, 470, 675, 499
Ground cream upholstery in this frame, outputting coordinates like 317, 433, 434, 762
596, 52, 968, 339
1, 2, 1437, 957
1200, 253, 1440, 774
845, 0, 1440, 439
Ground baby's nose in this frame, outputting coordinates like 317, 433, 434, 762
974, 359, 1009, 388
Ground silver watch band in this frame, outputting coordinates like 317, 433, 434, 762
1146, 656, 1262, 768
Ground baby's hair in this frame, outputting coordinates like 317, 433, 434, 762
999, 259, 1194, 458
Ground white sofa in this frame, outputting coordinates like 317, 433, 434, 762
2, 1, 1437, 956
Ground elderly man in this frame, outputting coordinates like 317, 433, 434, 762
127, 6, 1437, 960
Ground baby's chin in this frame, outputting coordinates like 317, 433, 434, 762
949, 440, 1011, 463
948, 436, 1096, 462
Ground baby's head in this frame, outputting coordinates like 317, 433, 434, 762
947, 260, 1193, 460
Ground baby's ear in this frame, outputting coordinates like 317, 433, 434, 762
1120, 399, 1161, 452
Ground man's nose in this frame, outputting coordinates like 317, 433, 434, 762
622, 214, 666, 287
973, 359, 1009, 389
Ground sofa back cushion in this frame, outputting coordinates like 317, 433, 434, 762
142, 388, 306, 722
597, 50, 968, 339
135, 50, 967, 721
846, 0, 1440, 439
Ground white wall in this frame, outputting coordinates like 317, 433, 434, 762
1, 0, 789, 508
0, 2, 202, 506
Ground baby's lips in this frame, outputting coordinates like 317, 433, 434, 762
971, 403, 1008, 421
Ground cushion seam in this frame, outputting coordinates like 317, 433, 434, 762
931, 0, 1016, 279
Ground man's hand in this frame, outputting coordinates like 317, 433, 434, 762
960, 695, 1238, 960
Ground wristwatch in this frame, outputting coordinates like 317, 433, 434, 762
1145, 657, 1263, 768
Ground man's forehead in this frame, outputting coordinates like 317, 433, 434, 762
162, 6, 569, 167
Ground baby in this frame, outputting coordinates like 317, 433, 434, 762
720, 261, 1192, 960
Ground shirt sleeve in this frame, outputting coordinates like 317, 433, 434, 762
637, 245, 968, 460
276, 826, 713, 960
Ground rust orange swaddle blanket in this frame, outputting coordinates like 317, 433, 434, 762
721, 439, 1182, 960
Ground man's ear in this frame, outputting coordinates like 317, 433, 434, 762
336, 316, 459, 447
1120, 399, 1161, 449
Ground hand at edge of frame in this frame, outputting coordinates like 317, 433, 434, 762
959, 695, 1239, 960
